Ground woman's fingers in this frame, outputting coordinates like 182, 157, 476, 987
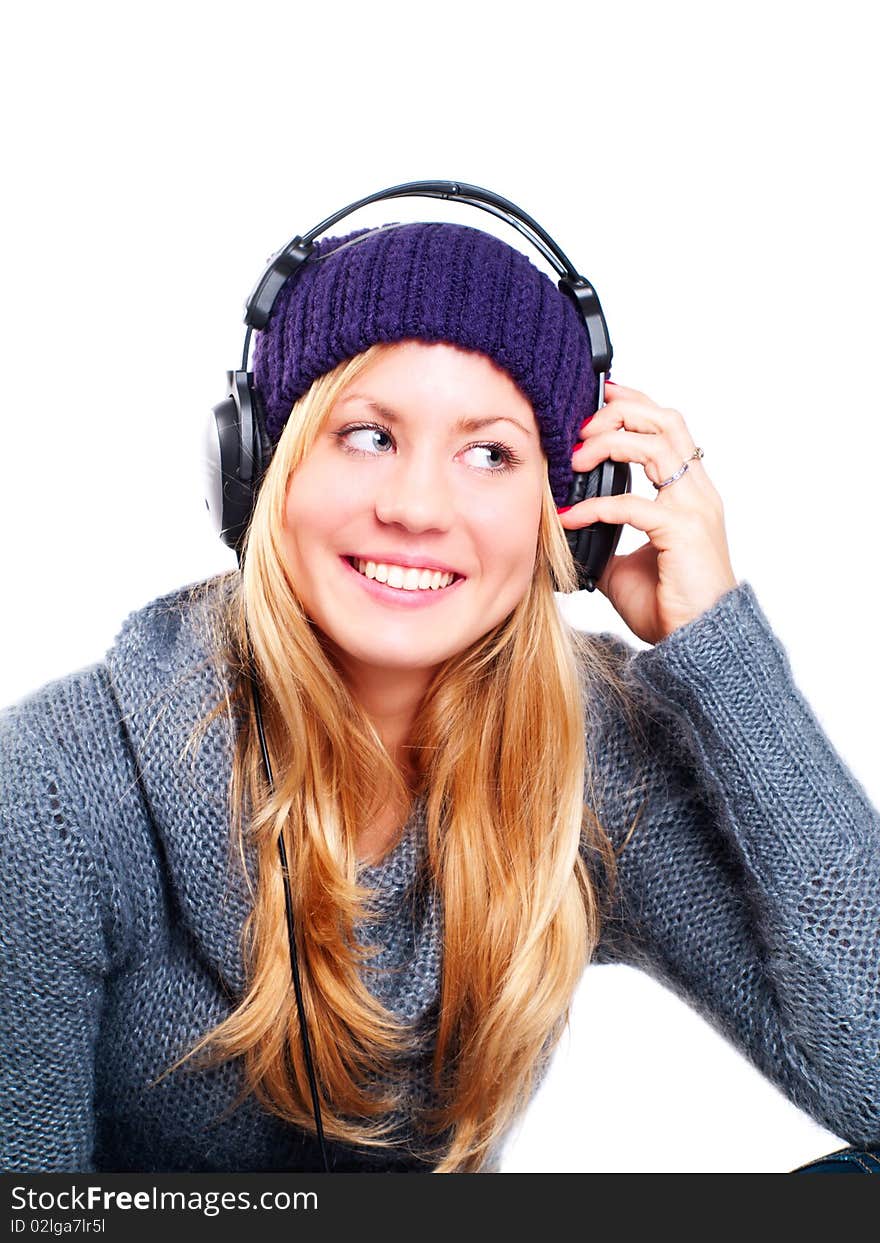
604, 380, 662, 407
572, 386, 712, 500
572, 427, 706, 496
579, 397, 688, 440
562, 382, 737, 643
557, 490, 671, 540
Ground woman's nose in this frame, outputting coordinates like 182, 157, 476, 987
372, 451, 454, 531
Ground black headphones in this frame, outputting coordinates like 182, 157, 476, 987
205, 178, 631, 589
203, 180, 632, 1172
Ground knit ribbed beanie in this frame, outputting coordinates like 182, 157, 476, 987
252, 221, 598, 506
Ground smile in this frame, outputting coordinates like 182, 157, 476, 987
347, 556, 460, 591
339, 555, 466, 608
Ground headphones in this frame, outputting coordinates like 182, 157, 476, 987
204, 178, 631, 589
203, 180, 632, 1172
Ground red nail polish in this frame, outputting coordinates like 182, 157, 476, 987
572, 442, 582, 454
605, 379, 617, 386
556, 505, 573, 514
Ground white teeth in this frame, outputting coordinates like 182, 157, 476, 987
353, 558, 456, 591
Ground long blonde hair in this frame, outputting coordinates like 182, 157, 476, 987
156, 342, 642, 1172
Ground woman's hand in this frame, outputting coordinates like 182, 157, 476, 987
557, 381, 739, 646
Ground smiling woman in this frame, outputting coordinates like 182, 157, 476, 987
280, 341, 544, 700
2, 213, 879, 1177
279, 341, 546, 863
148, 312, 607, 1172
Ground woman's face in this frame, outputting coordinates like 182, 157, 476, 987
281, 340, 546, 680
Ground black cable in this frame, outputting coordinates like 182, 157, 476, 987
244, 625, 331, 1172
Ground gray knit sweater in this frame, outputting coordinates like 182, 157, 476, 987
2, 578, 879, 1172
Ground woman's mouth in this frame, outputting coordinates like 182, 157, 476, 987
339, 555, 466, 608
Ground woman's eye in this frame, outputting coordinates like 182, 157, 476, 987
342, 426, 393, 454
465, 444, 508, 470
334, 423, 521, 475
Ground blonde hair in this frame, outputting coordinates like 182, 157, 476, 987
156, 342, 643, 1172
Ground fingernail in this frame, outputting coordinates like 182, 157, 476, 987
572, 442, 582, 455
605, 379, 617, 386
556, 505, 573, 514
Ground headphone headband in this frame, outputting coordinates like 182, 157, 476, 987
242, 179, 612, 374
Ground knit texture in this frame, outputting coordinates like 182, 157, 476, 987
2, 579, 879, 1172
251, 221, 599, 507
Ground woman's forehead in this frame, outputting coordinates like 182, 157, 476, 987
337, 341, 540, 431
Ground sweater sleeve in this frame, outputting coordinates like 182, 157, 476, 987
584, 580, 880, 1149
0, 678, 111, 1172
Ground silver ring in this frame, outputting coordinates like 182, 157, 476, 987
653, 447, 704, 491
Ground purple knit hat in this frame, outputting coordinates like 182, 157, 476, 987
252, 221, 598, 506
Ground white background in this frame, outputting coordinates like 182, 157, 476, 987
3, 0, 877, 1172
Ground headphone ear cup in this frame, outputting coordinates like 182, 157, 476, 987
204, 370, 274, 556
250, 381, 273, 494
228, 372, 275, 557
564, 459, 632, 591
573, 461, 603, 504
205, 376, 243, 553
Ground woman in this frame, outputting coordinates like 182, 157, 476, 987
1, 221, 878, 1174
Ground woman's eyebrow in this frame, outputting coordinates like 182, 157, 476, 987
337, 394, 534, 438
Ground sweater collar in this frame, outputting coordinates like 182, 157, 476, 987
105, 575, 253, 998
